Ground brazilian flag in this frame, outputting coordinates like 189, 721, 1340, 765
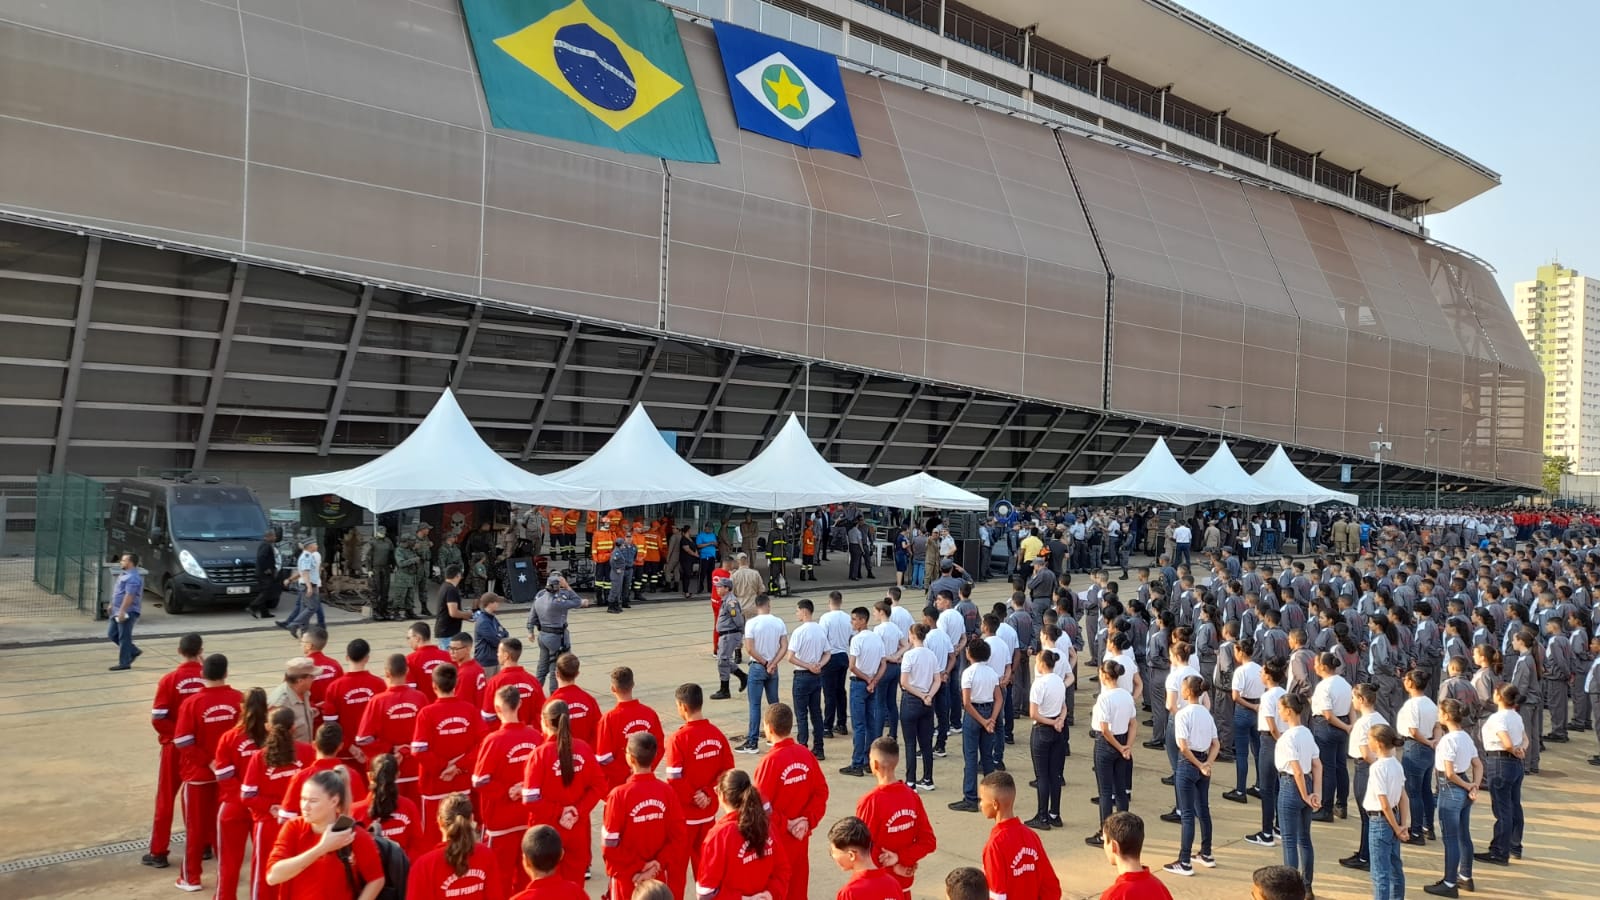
461, 0, 717, 162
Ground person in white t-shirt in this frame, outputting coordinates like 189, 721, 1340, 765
1246, 659, 1289, 847
1479, 683, 1528, 864
1227, 640, 1266, 801
1396, 670, 1441, 842
898, 623, 941, 790
1340, 682, 1389, 869
1165, 674, 1219, 876
949, 639, 1000, 813
1025, 649, 1069, 830
1274, 691, 1322, 893
1429, 698, 1482, 896
738, 595, 788, 754
1161, 641, 1202, 822
1087, 658, 1138, 846
1309, 653, 1354, 821
1363, 723, 1409, 900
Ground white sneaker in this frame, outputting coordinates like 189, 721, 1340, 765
734, 743, 760, 755
1196, 853, 1217, 868
174, 879, 204, 893
1163, 861, 1194, 877
915, 780, 936, 792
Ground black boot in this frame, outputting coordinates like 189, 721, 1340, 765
418, 606, 432, 617
710, 680, 732, 700
734, 668, 749, 692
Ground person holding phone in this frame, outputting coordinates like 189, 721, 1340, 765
266, 769, 385, 899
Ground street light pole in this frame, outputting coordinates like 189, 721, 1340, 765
1425, 427, 1452, 509
1208, 403, 1242, 442
1369, 424, 1392, 510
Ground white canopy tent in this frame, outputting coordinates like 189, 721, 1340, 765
1250, 446, 1360, 506
1191, 441, 1280, 505
1068, 436, 1222, 506
715, 414, 903, 509
544, 405, 770, 508
289, 389, 600, 513
873, 472, 989, 511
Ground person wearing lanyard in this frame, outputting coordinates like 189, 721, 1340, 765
947, 639, 1000, 813
1339, 683, 1389, 871
1475, 684, 1528, 867
1246, 660, 1288, 848
1273, 692, 1322, 894
899, 624, 942, 790
1024, 649, 1068, 830
1363, 724, 1409, 900
1426, 698, 1481, 897
1086, 659, 1137, 847
1166, 674, 1219, 877
1309, 653, 1353, 822
1396, 670, 1440, 844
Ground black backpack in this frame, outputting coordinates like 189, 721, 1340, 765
368, 825, 409, 900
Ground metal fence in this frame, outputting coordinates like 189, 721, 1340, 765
32, 471, 107, 615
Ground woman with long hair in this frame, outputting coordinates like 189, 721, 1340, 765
407, 792, 502, 898
1507, 628, 1544, 774
1396, 669, 1440, 843
267, 769, 384, 899
1367, 615, 1404, 722
695, 769, 789, 899
1427, 698, 1481, 897
241, 706, 314, 900
521, 700, 604, 885
354, 753, 422, 858
1274, 692, 1322, 897
213, 687, 269, 900
1477, 684, 1529, 866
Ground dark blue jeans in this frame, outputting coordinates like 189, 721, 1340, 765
745, 664, 778, 747
995, 683, 1011, 768
1234, 709, 1258, 791
792, 670, 824, 751
822, 653, 848, 732
1277, 771, 1315, 888
1353, 760, 1372, 860
1437, 782, 1474, 885
1401, 741, 1435, 836
1029, 722, 1068, 819
107, 612, 140, 667
849, 679, 880, 768
961, 702, 997, 802
1484, 754, 1523, 858
931, 678, 952, 749
1176, 760, 1212, 864
1311, 717, 1349, 808
901, 695, 934, 783
945, 656, 966, 731
877, 662, 901, 741
1094, 733, 1131, 826
1259, 733, 1278, 835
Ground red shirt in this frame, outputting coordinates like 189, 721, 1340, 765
454, 659, 488, 711
267, 817, 384, 900
407, 646, 452, 704
1100, 867, 1176, 900
174, 684, 244, 783
837, 867, 904, 900
521, 739, 605, 824
405, 841, 502, 900
323, 669, 386, 759
982, 817, 1061, 900
545, 685, 599, 747
356, 684, 428, 758
755, 737, 829, 842
353, 794, 423, 859
695, 813, 789, 900
212, 725, 263, 805
479, 666, 545, 732
411, 697, 485, 796
280, 757, 370, 821
151, 660, 204, 744
241, 743, 315, 822
307, 651, 344, 708
508, 878, 590, 900
471, 723, 544, 831
601, 773, 687, 884
854, 781, 936, 890
595, 698, 664, 788
664, 719, 734, 827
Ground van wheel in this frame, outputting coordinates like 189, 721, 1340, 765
164, 579, 186, 615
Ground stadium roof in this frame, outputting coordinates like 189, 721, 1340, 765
975, 0, 1499, 212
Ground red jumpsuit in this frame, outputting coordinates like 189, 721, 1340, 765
306, 650, 344, 709
472, 722, 544, 893
173, 684, 242, 887
240, 743, 313, 900
837, 868, 905, 899
355, 683, 429, 810
664, 719, 735, 878
595, 698, 665, 789
455, 659, 488, 711
695, 813, 790, 900
210, 725, 262, 900
322, 668, 385, 765
405, 841, 503, 900
411, 697, 485, 846
480, 665, 546, 732
521, 738, 605, 886
754, 737, 829, 900
148, 660, 203, 859
546, 685, 599, 747
278, 757, 369, 820
406, 645, 451, 704
602, 772, 688, 900
982, 817, 1061, 900
855, 780, 937, 895
353, 794, 423, 859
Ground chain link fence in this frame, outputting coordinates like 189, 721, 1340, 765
30, 471, 107, 616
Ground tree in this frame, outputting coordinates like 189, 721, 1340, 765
1544, 454, 1573, 496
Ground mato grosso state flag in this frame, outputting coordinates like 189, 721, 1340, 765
460, 0, 717, 162
712, 20, 861, 157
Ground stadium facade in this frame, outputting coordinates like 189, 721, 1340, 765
0, 0, 1542, 519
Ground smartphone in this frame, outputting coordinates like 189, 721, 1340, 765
332, 815, 356, 833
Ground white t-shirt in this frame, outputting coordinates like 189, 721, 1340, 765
1174, 703, 1217, 753
875, 621, 905, 663
1275, 724, 1319, 773
1092, 687, 1137, 735
1233, 661, 1265, 700
1363, 755, 1405, 813
1312, 675, 1353, 718
924, 628, 954, 669
1482, 708, 1526, 753
849, 629, 885, 679
900, 646, 940, 695
1434, 730, 1478, 775
936, 608, 965, 650
984, 636, 1011, 679
1166, 664, 1200, 711
961, 659, 1000, 706
996, 621, 1020, 658
1257, 686, 1287, 734
1350, 711, 1389, 760
889, 605, 914, 635
745, 614, 788, 662
1396, 696, 1439, 743
1044, 642, 1075, 687
1114, 648, 1139, 693
1174, 526, 1193, 543
820, 609, 854, 654
787, 620, 829, 668
1030, 672, 1067, 718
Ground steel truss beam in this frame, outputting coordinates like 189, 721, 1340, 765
863, 384, 929, 480
819, 372, 872, 462
51, 236, 101, 474
319, 284, 374, 456
522, 320, 582, 460
1091, 424, 1147, 479
1032, 413, 1108, 504
969, 405, 1024, 475
686, 351, 741, 460
449, 304, 483, 389
1010, 408, 1070, 494
918, 391, 977, 470
763, 364, 808, 443
192, 263, 248, 469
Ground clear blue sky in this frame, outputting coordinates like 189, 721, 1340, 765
1178, 0, 1597, 301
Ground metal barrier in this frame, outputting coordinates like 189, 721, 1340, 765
31, 471, 106, 615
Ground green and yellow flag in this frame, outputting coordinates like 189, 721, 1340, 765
461, 0, 717, 162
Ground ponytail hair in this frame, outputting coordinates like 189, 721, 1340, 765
1039, 649, 1059, 671
1100, 659, 1125, 683
1279, 691, 1310, 724
368, 753, 399, 822
717, 769, 769, 857
264, 707, 298, 767
439, 793, 477, 876
240, 687, 269, 747
307, 768, 350, 813
544, 700, 575, 786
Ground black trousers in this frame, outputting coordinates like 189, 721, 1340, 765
1095, 732, 1131, 827
1031, 722, 1068, 819
901, 695, 935, 783
848, 544, 864, 579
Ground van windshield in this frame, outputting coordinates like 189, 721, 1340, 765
171, 502, 270, 541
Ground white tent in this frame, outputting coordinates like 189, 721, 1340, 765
544, 405, 767, 508
714, 414, 900, 509
289, 389, 600, 513
1191, 441, 1280, 505
1068, 436, 1221, 506
1250, 446, 1359, 506
873, 472, 989, 511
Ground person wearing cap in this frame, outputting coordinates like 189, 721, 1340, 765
268, 658, 320, 742
768, 516, 791, 596
608, 525, 637, 614
281, 537, 324, 639
529, 573, 590, 693
364, 525, 395, 620
927, 558, 970, 605
414, 523, 436, 617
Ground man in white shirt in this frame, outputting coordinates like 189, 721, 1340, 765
1173, 523, 1193, 568
921, 606, 957, 757
873, 600, 908, 744
283, 538, 324, 637
738, 595, 788, 754
819, 591, 854, 738
842, 607, 886, 776
788, 598, 831, 757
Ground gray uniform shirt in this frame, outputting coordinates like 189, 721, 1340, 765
531, 587, 583, 632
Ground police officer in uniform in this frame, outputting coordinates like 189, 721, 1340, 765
767, 517, 790, 596
414, 523, 435, 617
710, 578, 750, 700
365, 526, 395, 620
529, 573, 589, 693
391, 535, 420, 620
609, 527, 637, 614
591, 519, 615, 605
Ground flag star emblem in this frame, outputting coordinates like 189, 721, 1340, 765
518, 573, 528, 583
735, 51, 834, 132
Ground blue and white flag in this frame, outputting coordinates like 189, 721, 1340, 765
711, 21, 861, 157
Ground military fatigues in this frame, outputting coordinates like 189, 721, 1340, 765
711, 593, 749, 698
530, 585, 585, 693
438, 541, 463, 582
365, 532, 394, 619
413, 530, 434, 615
609, 535, 637, 612
390, 538, 420, 619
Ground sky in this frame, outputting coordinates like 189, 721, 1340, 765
1176, 0, 1598, 302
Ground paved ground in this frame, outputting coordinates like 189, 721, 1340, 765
2, 574, 1596, 900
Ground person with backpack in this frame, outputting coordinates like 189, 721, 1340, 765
265, 769, 385, 899
406, 792, 501, 899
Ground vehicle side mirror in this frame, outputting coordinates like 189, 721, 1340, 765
150, 527, 164, 543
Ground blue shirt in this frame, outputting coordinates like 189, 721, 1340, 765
696, 529, 718, 559
115, 568, 144, 616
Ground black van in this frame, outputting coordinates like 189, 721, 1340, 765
106, 477, 274, 613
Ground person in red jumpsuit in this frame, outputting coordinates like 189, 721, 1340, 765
522, 699, 606, 886
855, 737, 937, 895
353, 752, 423, 859
240, 708, 313, 900
664, 683, 735, 880
507, 825, 588, 900
596, 666, 665, 789
172, 653, 243, 892
481, 638, 545, 733
411, 663, 485, 846
145, 632, 205, 870
321, 638, 385, 768
695, 769, 790, 900
826, 816, 904, 900
546, 652, 599, 747
979, 771, 1061, 900
406, 792, 503, 899
406, 623, 451, 704
754, 703, 828, 900
278, 723, 369, 821
211, 687, 268, 900
603, 732, 688, 899
355, 654, 429, 811
473, 685, 544, 893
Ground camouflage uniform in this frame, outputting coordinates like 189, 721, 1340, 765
437, 540, 464, 582
391, 537, 420, 619
364, 529, 394, 619
414, 527, 434, 616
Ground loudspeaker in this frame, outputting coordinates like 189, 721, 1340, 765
504, 557, 538, 605
957, 538, 981, 572
947, 512, 981, 540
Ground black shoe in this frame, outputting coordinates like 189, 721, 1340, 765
733, 669, 748, 692
202, 848, 213, 861
1217, 752, 1235, 763
1473, 852, 1508, 866
1048, 815, 1065, 828
141, 853, 169, 869
1459, 877, 1475, 892
1543, 733, 1569, 743
1510, 849, 1522, 859
1023, 816, 1052, 831
948, 799, 980, 812
1084, 833, 1104, 847
812, 750, 825, 761
838, 723, 848, 736
1425, 828, 1437, 841
419, 607, 432, 617
1089, 796, 1101, 805
1004, 735, 1015, 745
1222, 790, 1248, 803
839, 765, 867, 777
1423, 881, 1459, 898
1589, 758, 1600, 767
1142, 740, 1165, 749
823, 730, 834, 739
709, 689, 731, 700
1161, 776, 1176, 786
605, 605, 622, 614
1246, 786, 1262, 798
274, 620, 289, 629
1339, 854, 1369, 870
108, 664, 131, 671
1160, 810, 1181, 823
1310, 812, 1333, 823
993, 763, 1005, 772
1405, 835, 1427, 846
1336, 804, 1348, 820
